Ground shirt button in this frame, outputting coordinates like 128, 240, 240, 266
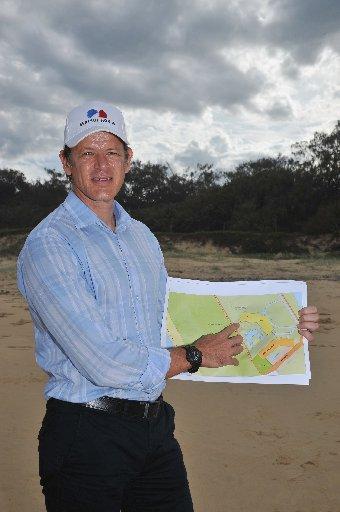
136, 296, 140, 301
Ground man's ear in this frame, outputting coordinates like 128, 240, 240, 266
59, 149, 72, 176
125, 148, 133, 174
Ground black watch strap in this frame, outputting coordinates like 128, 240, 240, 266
183, 345, 202, 373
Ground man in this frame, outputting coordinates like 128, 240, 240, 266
17, 101, 319, 512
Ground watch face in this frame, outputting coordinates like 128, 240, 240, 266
190, 347, 201, 364
185, 345, 202, 372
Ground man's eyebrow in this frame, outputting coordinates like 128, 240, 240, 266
80, 147, 121, 151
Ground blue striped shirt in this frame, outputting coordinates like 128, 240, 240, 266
17, 191, 171, 403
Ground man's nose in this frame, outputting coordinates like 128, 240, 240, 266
94, 153, 108, 170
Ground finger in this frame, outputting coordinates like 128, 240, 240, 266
230, 335, 243, 346
300, 330, 314, 342
299, 306, 317, 315
227, 323, 240, 335
298, 321, 319, 332
298, 313, 319, 323
229, 357, 239, 366
219, 323, 239, 337
232, 345, 244, 356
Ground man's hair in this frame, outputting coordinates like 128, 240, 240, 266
63, 144, 73, 165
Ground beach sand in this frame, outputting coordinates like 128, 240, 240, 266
0, 254, 339, 512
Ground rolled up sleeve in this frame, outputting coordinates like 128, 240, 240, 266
140, 345, 171, 391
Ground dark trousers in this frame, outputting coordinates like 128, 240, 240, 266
38, 398, 194, 512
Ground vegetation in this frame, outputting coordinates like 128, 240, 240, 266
1, 121, 339, 238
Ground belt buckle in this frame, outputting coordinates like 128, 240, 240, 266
153, 400, 161, 418
143, 402, 150, 418
145, 400, 161, 419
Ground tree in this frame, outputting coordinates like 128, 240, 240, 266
292, 121, 340, 198
0, 169, 30, 202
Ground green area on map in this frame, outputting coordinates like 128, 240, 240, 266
166, 292, 306, 377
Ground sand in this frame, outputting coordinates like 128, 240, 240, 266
0, 254, 339, 512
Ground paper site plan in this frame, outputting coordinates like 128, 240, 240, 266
161, 278, 310, 385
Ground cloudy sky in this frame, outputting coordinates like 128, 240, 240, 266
1, 0, 339, 180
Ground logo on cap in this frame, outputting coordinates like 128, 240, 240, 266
80, 108, 115, 128
87, 108, 107, 119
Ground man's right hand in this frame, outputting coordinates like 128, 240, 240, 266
194, 323, 243, 367
166, 323, 244, 378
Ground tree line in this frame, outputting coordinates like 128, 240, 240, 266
1, 121, 339, 234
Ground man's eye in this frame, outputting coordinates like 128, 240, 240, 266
82, 152, 93, 156
108, 151, 119, 156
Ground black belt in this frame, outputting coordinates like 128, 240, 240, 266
82, 395, 163, 419
48, 395, 163, 419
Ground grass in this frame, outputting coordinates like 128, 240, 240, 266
0, 227, 30, 236
1, 232, 340, 260
162, 240, 340, 261
0, 235, 27, 257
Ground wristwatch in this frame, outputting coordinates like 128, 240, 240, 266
182, 344, 202, 373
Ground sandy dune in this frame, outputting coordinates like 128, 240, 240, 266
0, 255, 339, 512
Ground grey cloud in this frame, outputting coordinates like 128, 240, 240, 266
265, 0, 340, 64
0, 108, 61, 159
0, 0, 268, 163
175, 141, 218, 167
47, 0, 179, 65
230, 150, 267, 168
265, 100, 293, 120
173, 2, 261, 56
0, 1, 266, 116
0, 0, 339, 163
2, 0, 338, 123
154, 142, 172, 152
175, 134, 229, 168
209, 135, 229, 154
281, 57, 300, 80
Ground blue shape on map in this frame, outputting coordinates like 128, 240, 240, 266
87, 109, 98, 118
244, 328, 262, 349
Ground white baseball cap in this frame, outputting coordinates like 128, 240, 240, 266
64, 101, 130, 148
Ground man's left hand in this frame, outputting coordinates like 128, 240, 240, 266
298, 306, 319, 342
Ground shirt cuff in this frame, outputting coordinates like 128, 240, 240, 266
140, 346, 171, 392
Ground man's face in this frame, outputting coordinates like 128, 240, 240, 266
60, 131, 132, 206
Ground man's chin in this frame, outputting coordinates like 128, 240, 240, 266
93, 192, 115, 201
73, 187, 117, 203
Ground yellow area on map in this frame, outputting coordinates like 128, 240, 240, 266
166, 312, 183, 345
239, 312, 273, 335
260, 338, 294, 358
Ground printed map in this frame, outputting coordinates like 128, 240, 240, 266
162, 279, 310, 384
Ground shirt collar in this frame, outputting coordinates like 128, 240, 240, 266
62, 190, 132, 231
